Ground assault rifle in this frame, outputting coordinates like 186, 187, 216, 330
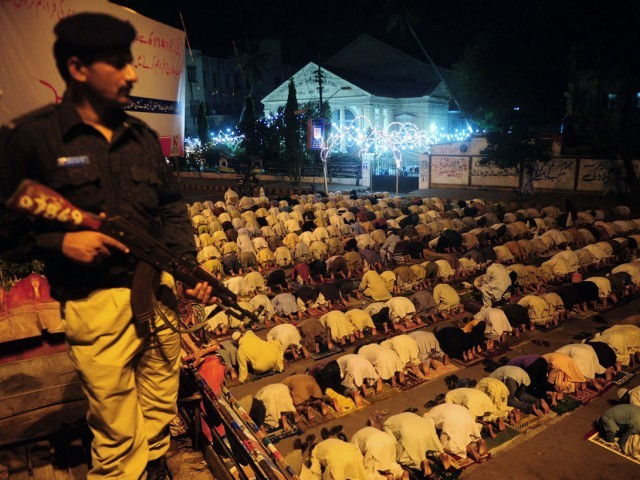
6, 180, 261, 333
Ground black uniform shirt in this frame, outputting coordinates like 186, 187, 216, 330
0, 96, 195, 300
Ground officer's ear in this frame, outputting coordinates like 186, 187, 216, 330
67, 56, 88, 82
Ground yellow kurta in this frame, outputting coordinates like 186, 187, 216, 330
345, 309, 376, 331
303, 438, 367, 480
475, 377, 512, 415
433, 284, 460, 313
320, 311, 356, 341
518, 295, 553, 325
359, 270, 393, 301
237, 331, 284, 383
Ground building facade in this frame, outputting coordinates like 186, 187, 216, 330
184, 39, 286, 136
262, 35, 462, 133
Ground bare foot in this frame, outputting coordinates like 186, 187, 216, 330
440, 453, 452, 470
497, 417, 506, 431
422, 459, 432, 477
512, 408, 522, 422
478, 439, 487, 456
467, 444, 482, 463
540, 399, 551, 414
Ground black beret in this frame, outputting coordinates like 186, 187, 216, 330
54, 13, 136, 54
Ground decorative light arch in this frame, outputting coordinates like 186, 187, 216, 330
320, 116, 476, 194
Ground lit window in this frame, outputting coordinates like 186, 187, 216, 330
607, 93, 618, 109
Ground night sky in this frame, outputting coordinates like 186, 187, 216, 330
111, 0, 505, 68
111, 1, 638, 80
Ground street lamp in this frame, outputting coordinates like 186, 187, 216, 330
321, 86, 352, 194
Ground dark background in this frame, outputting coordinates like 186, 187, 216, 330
111, 0, 526, 68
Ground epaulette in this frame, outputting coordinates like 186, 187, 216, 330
2, 103, 58, 130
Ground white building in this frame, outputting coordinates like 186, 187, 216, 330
262, 35, 462, 133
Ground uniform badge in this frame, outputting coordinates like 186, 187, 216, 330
57, 155, 90, 167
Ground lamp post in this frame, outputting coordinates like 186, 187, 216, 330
321, 86, 352, 194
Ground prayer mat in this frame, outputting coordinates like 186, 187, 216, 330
365, 381, 398, 404
395, 370, 428, 392
309, 347, 342, 361
448, 451, 491, 470
484, 426, 521, 452
501, 332, 531, 349
250, 369, 280, 382
536, 315, 578, 332
324, 390, 369, 418
586, 431, 640, 466
450, 355, 486, 368
550, 395, 582, 415
570, 383, 614, 405
295, 407, 334, 431
265, 422, 303, 444
327, 399, 369, 418
396, 363, 461, 392
612, 369, 637, 386
408, 463, 462, 480
283, 351, 307, 365
477, 344, 511, 360
511, 411, 557, 433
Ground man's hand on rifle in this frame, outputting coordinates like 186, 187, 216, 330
62, 231, 129, 265
185, 282, 217, 305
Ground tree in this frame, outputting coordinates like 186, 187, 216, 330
235, 39, 270, 122
453, 4, 569, 194
197, 102, 209, 147
237, 96, 260, 157
283, 78, 305, 185
381, 0, 462, 111
454, 26, 568, 133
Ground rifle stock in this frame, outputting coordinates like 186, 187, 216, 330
7, 180, 260, 324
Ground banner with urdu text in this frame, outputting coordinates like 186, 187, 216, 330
0, 0, 185, 156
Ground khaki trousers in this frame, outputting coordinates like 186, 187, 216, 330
64, 279, 180, 480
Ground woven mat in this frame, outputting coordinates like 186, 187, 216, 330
309, 347, 342, 361
451, 355, 486, 368
448, 451, 491, 470
365, 382, 399, 404
395, 363, 461, 392
536, 315, 578, 332
571, 383, 615, 405
550, 395, 582, 415
485, 425, 521, 452
265, 422, 303, 444
294, 406, 334, 431
586, 431, 640, 465
612, 369, 637, 386
511, 411, 557, 433
502, 332, 531, 349
326, 397, 369, 418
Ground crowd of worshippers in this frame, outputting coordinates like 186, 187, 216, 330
186, 187, 640, 343
204, 319, 640, 479
184, 190, 640, 477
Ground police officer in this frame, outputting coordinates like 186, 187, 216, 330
0, 13, 214, 480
